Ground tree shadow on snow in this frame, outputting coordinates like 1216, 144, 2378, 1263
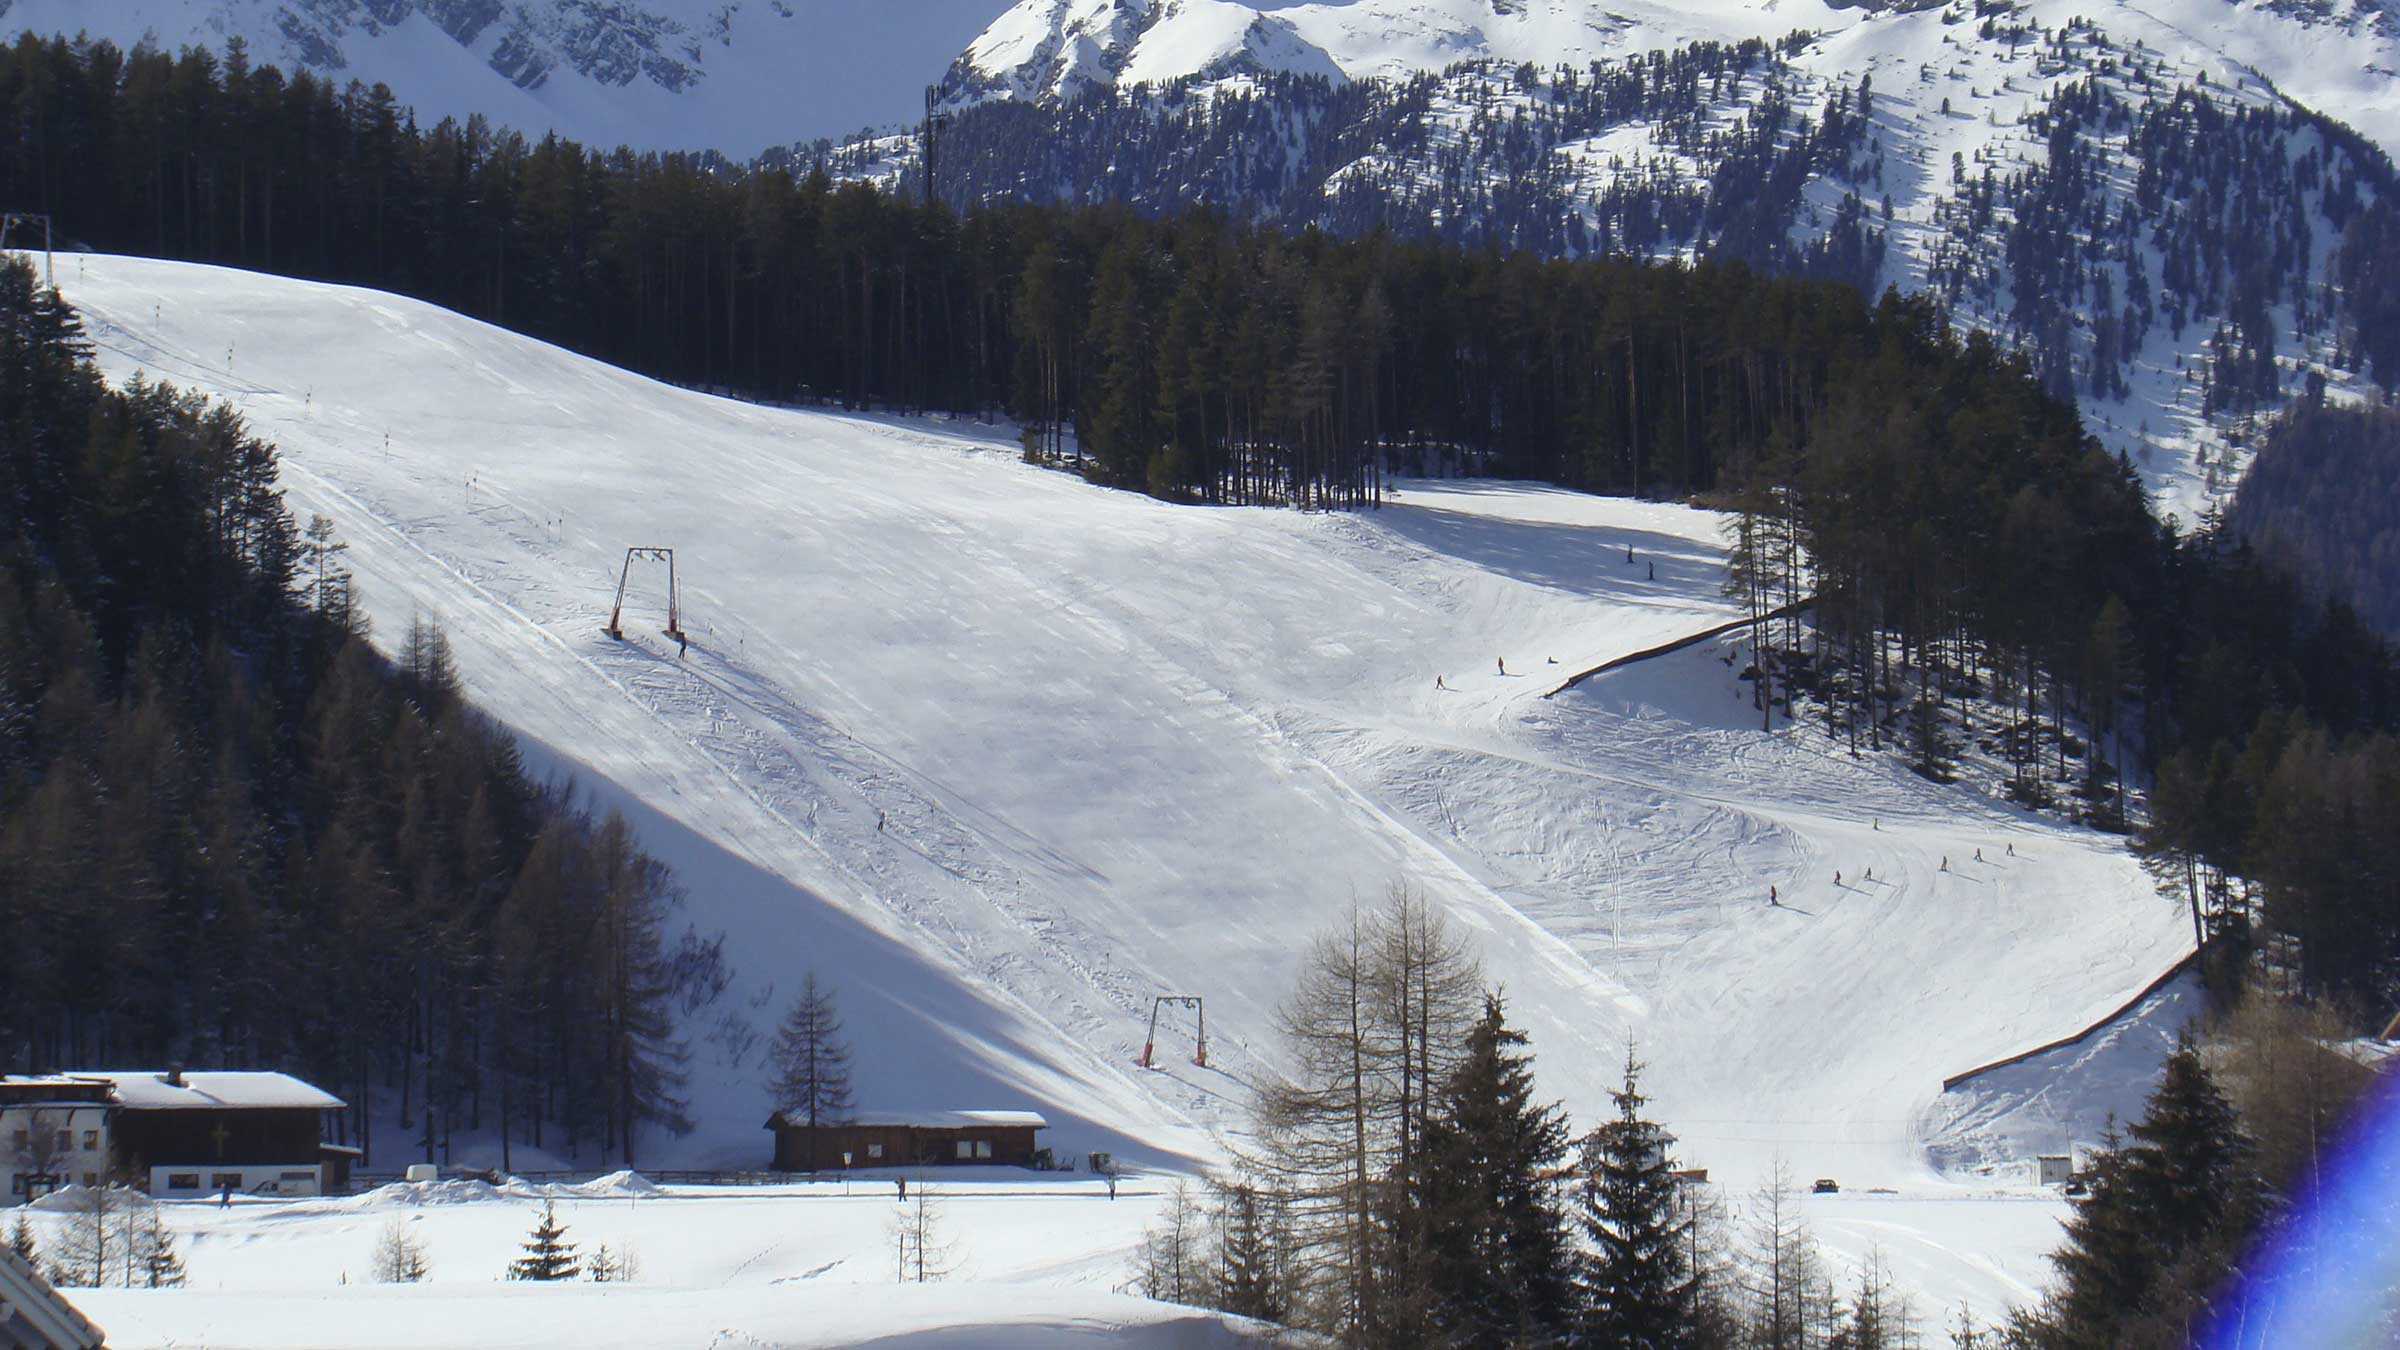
508, 728, 1217, 1179
1377, 500, 1722, 603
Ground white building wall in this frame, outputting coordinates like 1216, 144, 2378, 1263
148, 1163, 323, 1199
2, 1103, 113, 1195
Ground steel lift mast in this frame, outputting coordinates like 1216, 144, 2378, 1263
606, 547, 684, 641
1138, 995, 1207, 1069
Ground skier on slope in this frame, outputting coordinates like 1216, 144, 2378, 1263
1497, 657, 1508, 676
1770, 885, 1778, 906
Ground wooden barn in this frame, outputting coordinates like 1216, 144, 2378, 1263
764, 1109, 1048, 1171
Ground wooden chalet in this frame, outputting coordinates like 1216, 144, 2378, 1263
764, 1109, 1048, 1171
55, 1070, 355, 1198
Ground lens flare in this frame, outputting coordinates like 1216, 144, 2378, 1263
2202, 1063, 2400, 1349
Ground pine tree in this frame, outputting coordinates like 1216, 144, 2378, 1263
1213, 1180, 1292, 1325
7, 1212, 35, 1265
137, 1207, 185, 1288
770, 970, 855, 1170
1412, 991, 1574, 1346
507, 1200, 580, 1282
587, 1244, 619, 1282
1580, 1048, 1698, 1348
2032, 1037, 2258, 1347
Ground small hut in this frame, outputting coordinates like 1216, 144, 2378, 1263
764, 1109, 1047, 1171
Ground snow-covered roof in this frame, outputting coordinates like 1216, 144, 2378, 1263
67, 1071, 344, 1112
793, 1110, 1048, 1130
0, 1244, 104, 1349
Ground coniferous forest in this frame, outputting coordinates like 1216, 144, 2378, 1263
4, 25, 2399, 1050
0, 258, 726, 1167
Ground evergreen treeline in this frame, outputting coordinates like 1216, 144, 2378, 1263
2228, 400, 2400, 639
0, 33, 1938, 506
915, 38, 1883, 286
0, 259, 726, 1167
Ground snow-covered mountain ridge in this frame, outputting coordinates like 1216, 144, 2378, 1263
894, 0, 2400, 527
0, 0, 968, 153
946, 0, 2400, 157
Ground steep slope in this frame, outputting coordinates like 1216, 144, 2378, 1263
0, 0, 999, 152
910, 0, 2400, 529
951, 0, 2400, 156
50, 253, 2191, 1308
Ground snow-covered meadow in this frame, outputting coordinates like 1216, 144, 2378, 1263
21, 252, 2202, 1336
40, 1173, 1282, 1347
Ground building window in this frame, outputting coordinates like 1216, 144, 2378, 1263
8, 1130, 23, 1153
956, 1140, 974, 1160
867, 1144, 883, 1160
54, 1131, 69, 1154
168, 1174, 200, 1190
8, 1174, 22, 1196
211, 1172, 242, 1191
280, 1171, 313, 1182
81, 1172, 96, 1188
975, 1140, 993, 1160
82, 1130, 98, 1151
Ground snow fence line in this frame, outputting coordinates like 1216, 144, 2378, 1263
1935, 949, 2202, 1093
1542, 599, 1815, 699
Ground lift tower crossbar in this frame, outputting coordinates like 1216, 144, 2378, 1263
1139, 996, 1207, 1069
606, 547, 684, 641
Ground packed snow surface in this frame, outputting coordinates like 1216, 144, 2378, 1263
44, 1176, 1286, 1348
43, 252, 2195, 1323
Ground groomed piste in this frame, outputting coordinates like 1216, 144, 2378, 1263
43, 253, 2195, 1330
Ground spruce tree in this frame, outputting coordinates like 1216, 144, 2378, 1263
1417, 992, 1574, 1346
770, 970, 855, 1170
2034, 1038, 2257, 1347
1580, 1048, 1698, 1348
7, 1213, 35, 1265
138, 1208, 185, 1288
507, 1200, 580, 1282
1213, 1180, 1291, 1325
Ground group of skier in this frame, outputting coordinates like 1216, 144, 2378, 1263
1769, 841, 2017, 906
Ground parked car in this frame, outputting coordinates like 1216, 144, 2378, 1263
1811, 1177, 1840, 1194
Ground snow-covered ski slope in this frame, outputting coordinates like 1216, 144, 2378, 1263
54, 252, 2189, 1282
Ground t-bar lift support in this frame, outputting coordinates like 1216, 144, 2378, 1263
1139, 995, 1207, 1069
606, 546, 684, 641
